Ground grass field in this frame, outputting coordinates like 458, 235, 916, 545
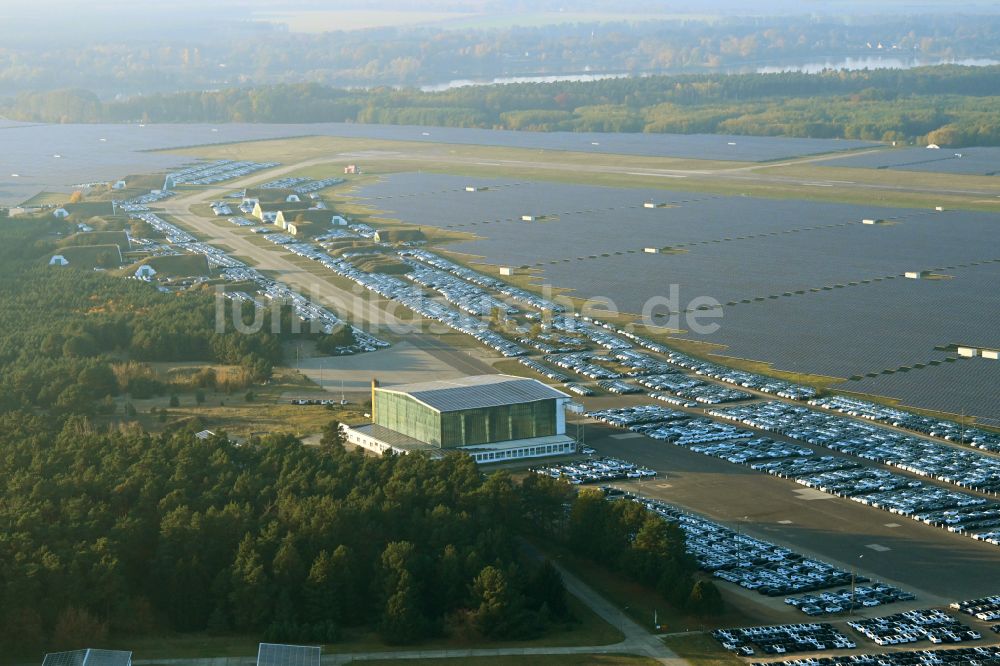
118, 365, 361, 439
662, 633, 743, 666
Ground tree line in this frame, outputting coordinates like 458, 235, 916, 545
8, 66, 1000, 145
0, 419, 564, 652
0, 415, 723, 655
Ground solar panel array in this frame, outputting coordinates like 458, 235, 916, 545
354, 173, 1000, 418
824, 146, 1000, 176
256, 643, 320, 666
839, 357, 1000, 422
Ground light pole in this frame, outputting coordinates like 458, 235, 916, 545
735, 515, 748, 568
850, 554, 864, 614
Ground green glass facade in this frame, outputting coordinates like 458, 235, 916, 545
374, 390, 556, 449
375, 391, 442, 445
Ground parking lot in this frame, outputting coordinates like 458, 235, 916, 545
848, 609, 980, 647
578, 414, 1000, 601
530, 456, 655, 485
169, 159, 278, 185
714, 623, 856, 657
787, 584, 913, 617
953, 596, 1000, 623
809, 396, 1000, 453
754, 645, 1000, 666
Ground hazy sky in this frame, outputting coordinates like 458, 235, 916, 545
2, 0, 999, 46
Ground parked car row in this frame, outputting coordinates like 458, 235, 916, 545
264, 233, 296, 245
751, 456, 860, 478
259, 279, 386, 349
713, 623, 855, 656
183, 241, 245, 269
258, 176, 311, 189
222, 291, 264, 310
952, 595, 1000, 622
131, 211, 195, 244
711, 402, 1000, 496
712, 558, 854, 597
649, 392, 698, 408
315, 228, 360, 242
228, 216, 255, 227
170, 160, 278, 185
786, 584, 913, 616
688, 438, 813, 465
971, 529, 1000, 546
210, 201, 232, 216
661, 349, 818, 400
284, 243, 322, 260
810, 396, 1000, 453
636, 373, 752, 404
517, 357, 570, 383
612, 349, 677, 376
545, 352, 622, 379
115, 187, 174, 212
852, 485, 986, 518
517, 337, 576, 354
753, 646, 1000, 666
794, 467, 920, 497
634, 417, 752, 446
293, 177, 345, 194
532, 457, 654, 484
311, 250, 527, 357
289, 398, 345, 406
539, 313, 817, 401
348, 223, 377, 238
637, 497, 858, 596
564, 383, 594, 396
848, 609, 979, 646
402, 249, 564, 312
405, 260, 516, 317
585, 405, 688, 428
597, 379, 643, 394
549, 314, 632, 350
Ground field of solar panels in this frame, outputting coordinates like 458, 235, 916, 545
353, 173, 1000, 420
824, 146, 1000, 176
838, 357, 1000, 421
